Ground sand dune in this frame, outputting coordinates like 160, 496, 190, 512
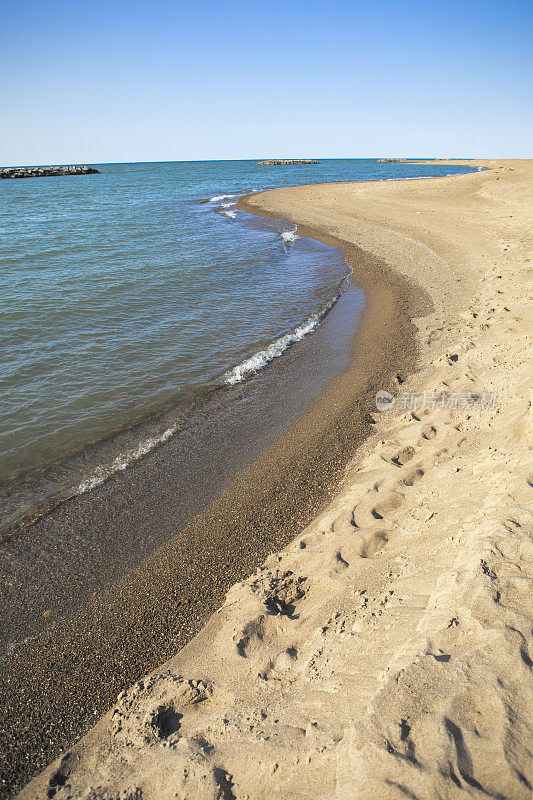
19, 161, 533, 799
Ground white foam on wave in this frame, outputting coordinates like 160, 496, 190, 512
221, 201, 236, 208
209, 193, 237, 203
280, 226, 299, 245
223, 292, 341, 385
221, 209, 236, 219
75, 425, 177, 495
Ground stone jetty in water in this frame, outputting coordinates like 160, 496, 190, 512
0, 165, 100, 179
257, 159, 319, 165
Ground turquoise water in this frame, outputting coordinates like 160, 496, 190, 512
0, 159, 477, 488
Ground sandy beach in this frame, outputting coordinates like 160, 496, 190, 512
17, 161, 533, 799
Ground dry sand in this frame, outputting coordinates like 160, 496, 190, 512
19, 161, 532, 799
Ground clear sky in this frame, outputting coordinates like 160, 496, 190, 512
2, 0, 532, 165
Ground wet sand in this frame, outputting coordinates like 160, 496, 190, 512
0, 223, 420, 794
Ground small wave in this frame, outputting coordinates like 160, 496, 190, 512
221, 209, 236, 219
280, 226, 299, 245
221, 201, 236, 208
223, 292, 341, 385
209, 193, 237, 203
75, 425, 177, 495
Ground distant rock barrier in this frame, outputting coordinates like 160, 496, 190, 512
257, 159, 319, 166
0, 165, 100, 179
377, 158, 404, 163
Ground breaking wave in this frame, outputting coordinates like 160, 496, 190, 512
280, 226, 299, 245
223, 288, 344, 385
75, 425, 177, 495
209, 193, 238, 203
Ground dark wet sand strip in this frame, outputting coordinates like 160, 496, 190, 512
0, 221, 427, 798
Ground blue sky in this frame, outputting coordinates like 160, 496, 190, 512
1, 0, 531, 165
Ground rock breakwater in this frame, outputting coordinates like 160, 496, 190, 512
257, 159, 319, 165
0, 165, 100, 179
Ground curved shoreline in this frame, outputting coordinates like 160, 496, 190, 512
0, 207, 350, 541
13, 160, 533, 800
1, 202, 423, 798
